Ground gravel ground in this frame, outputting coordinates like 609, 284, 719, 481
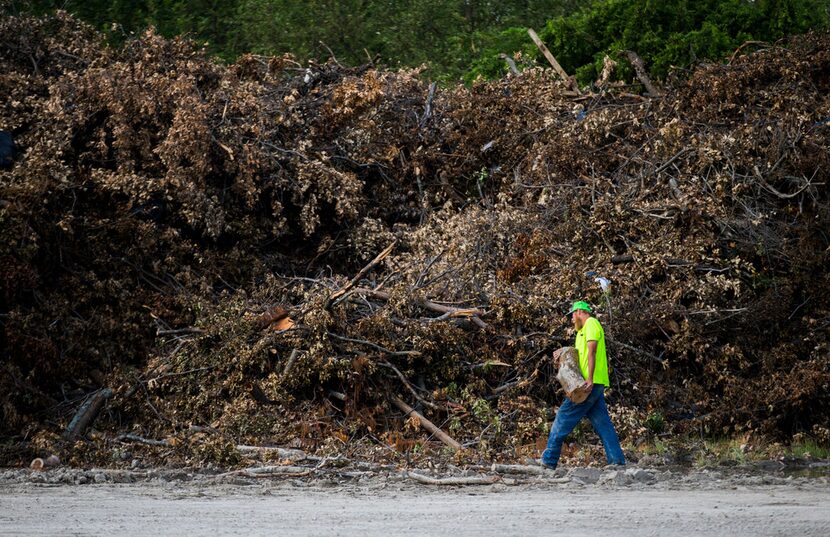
1, 465, 829, 536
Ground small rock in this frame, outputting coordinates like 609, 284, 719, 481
569, 467, 602, 484
626, 468, 656, 484
599, 470, 634, 486
94, 472, 108, 483
76, 474, 89, 485
654, 471, 673, 482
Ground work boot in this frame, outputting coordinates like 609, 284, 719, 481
527, 457, 556, 470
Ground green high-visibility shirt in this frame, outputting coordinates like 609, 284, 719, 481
575, 316, 610, 386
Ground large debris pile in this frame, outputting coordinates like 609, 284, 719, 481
2, 13, 829, 466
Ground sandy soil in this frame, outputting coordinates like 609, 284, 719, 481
1, 466, 829, 536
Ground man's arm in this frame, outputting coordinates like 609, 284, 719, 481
584, 340, 597, 390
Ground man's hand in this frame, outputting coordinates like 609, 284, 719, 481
582, 380, 594, 392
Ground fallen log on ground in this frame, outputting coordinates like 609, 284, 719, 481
490, 463, 547, 475
235, 445, 317, 461
221, 465, 313, 478
408, 471, 500, 486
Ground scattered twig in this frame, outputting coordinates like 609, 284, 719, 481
488, 378, 528, 398
651, 147, 692, 177
729, 41, 770, 64
149, 366, 213, 382
319, 41, 342, 68
225, 465, 313, 478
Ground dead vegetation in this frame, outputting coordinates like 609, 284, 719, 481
1, 12, 829, 467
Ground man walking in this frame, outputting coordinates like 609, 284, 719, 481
541, 301, 625, 469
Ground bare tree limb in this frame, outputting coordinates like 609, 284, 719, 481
235, 445, 315, 461
352, 287, 488, 328
391, 396, 462, 451
379, 361, 439, 410
753, 165, 819, 199
281, 348, 303, 379
64, 388, 113, 440
116, 433, 171, 446
490, 463, 548, 475
327, 332, 421, 357
223, 465, 313, 478
623, 50, 660, 97
420, 82, 438, 127
528, 28, 578, 92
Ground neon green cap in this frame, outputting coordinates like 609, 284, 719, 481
566, 300, 592, 315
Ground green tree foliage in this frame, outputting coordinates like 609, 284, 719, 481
4, 0, 587, 79
4, 0, 829, 82
532, 0, 830, 85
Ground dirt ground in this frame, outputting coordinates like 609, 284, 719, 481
2, 466, 829, 536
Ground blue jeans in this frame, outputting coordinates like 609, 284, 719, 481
542, 384, 625, 467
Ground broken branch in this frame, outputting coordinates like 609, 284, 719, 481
327, 241, 396, 309
379, 361, 439, 410
352, 287, 488, 328
623, 50, 660, 97
528, 28, 578, 92
115, 433, 171, 446
64, 388, 113, 441
327, 332, 421, 357
390, 395, 462, 451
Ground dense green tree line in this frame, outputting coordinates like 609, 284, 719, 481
533, 0, 830, 84
4, 0, 829, 83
